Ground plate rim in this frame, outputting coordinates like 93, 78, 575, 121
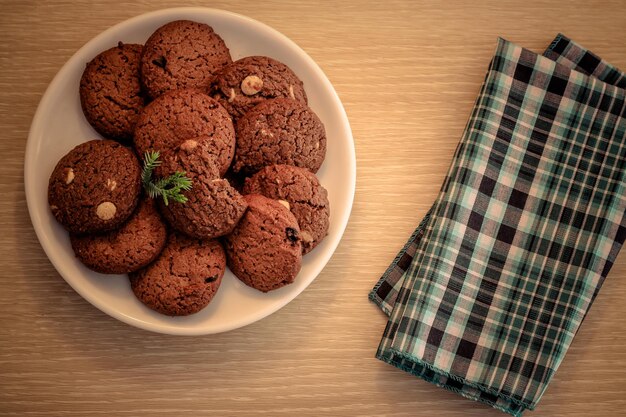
24, 6, 356, 335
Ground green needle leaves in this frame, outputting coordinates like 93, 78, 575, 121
141, 151, 192, 206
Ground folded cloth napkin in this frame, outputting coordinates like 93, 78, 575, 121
369, 34, 626, 416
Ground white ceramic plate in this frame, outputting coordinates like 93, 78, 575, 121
25, 7, 355, 335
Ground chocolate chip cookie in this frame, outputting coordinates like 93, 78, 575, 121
48, 139, 141, 234
130, 233, 226, 316
243, 164, 329, 254
156, 139, 247, 239
79, 42, 145, 143
233, 98, 326, 174
224, 194, 302, 292
140, 20, 232, 99
133, 88, 235, 175
70, 198, 167, 274
211, 55, 307, 121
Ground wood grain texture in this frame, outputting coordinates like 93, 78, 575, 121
1, 1, 626, 416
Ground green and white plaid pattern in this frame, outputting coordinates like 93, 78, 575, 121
370, 34, 626, 316
371, 36, 626, 416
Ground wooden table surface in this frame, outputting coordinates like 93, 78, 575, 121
2, 1, 626, 416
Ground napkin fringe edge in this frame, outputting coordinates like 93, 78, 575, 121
367, 289, 393, 316
378, 348, 534, 416
548, 33, 566, 52
368, 210, 434, 314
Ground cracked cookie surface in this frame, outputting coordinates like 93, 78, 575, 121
80, 42, 144, 143
140, 20, 232, 99
133, 88, 235, 175
156, 140, 247, 239
233, 98, 326, 174
224, 194, 302, 292
211, 56, 307, 122
243, 164, 329, 254
48, 139, 141, 234
70, 198, 167, 274
129, 233, 226, 316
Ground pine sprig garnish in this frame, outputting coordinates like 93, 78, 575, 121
141, 150, 162, 185
141, 151, 192, 206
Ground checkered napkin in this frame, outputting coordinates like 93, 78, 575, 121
369, 34, 626, 416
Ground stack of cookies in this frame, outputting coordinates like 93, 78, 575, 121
47, 20, 330, 317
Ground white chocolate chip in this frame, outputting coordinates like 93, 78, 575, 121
260, 129, 274, 138
228, 88, 236, 103
300, 230, 314, 243
106, 178, 117, 191
315, 141, 320, 149
241, 75, 263, 95
289, 84, 295, 99
50, 205, 58, 211
180, 139, 198, 152
278, 200, 290, 210
211, 179, 230, 187
96, 202, 116, 221
64, 168, 74, 185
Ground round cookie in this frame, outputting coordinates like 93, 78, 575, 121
140, 20, 232, 99
211, 56, 307, 121
48, 139, 141, 234
243, 165, 330, 254
224, 194, 302, 292
130, 233, 226, 316
80, 42, 145, 143
156, 139, 248, 239
70, 198, 167, 274
233, 98, 326, 174
133, 89, 235, 175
